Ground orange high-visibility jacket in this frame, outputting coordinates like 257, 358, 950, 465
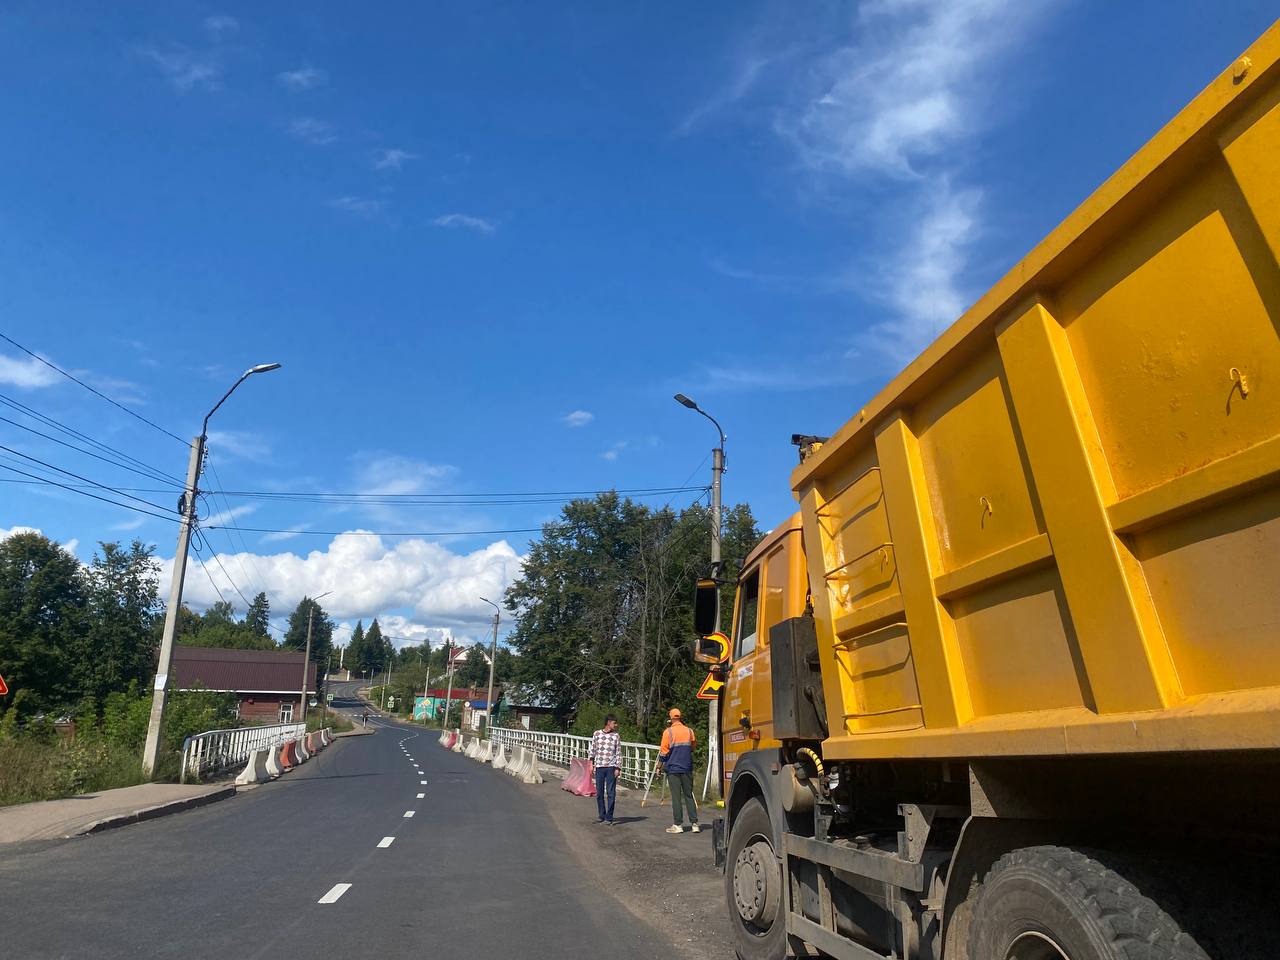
659, 722, 696, 774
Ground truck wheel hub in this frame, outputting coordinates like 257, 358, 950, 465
733, 839, 778, 927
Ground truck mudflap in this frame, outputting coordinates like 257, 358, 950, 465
712, 817, 727, 870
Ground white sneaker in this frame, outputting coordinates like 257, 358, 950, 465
665, 824, 684, 834
690, 823, 702, 833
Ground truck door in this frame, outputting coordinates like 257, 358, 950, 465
722, 564, 760, 785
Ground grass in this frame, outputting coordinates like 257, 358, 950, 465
307, 711, 354, 733
0, 736, 147, 807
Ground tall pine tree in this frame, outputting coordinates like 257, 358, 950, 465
346, 620, 365, 675
364, 619, 387, 675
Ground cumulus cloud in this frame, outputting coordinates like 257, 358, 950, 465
0, 353, 61, 389
562, 410, 594, 428
432, 213, 495, 235
372, 148, 418, 171
278, 66, 325, 91
355, 455, 455, 497
1, 525, 41, 541
164, 533, 526, 632
601, 441, 627, 461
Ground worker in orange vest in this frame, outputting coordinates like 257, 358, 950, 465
659, 708, 700, 834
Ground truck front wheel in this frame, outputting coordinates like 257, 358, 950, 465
968, 845, 1209, 960
725, 797, 786, 960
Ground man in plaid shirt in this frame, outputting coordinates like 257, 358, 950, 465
588, 714, 621, 824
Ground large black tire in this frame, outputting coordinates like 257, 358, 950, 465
968, 845, 1210, 960
725, 798, 786, 960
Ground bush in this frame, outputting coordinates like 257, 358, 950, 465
0, 733, 145, 806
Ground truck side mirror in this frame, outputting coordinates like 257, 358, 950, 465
693, 578, 720, 637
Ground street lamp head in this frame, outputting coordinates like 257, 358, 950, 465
247, 362, 282, 375
674, 393, 698, 410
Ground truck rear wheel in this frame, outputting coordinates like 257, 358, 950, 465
725, 797, 785, 960
968, 845, 1209, 960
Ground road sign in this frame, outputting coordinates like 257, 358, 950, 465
0, 673, 7, 696
326, 693, 334, 703
309, 698, 318, 707
696, 670, 724, 700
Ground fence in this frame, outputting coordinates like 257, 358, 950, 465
489, 726, 660, 789
180, 722, 307, 783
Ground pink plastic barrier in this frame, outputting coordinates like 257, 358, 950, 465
444, 732, 458, 750
563, 757, 596, 797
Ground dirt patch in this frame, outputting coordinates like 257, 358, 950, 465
535, 769, 732, 960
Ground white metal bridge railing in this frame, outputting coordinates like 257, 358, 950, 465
488, 726, 660, 789
180, 722, 307, 783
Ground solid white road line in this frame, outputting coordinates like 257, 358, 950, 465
420, 780, 427, 785
378, 837, 395, 848
318, 883, 352, 904
403, 810, 415, 818
417, 792, 425, 798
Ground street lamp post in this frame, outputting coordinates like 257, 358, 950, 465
479, 597, 500, 736
674, 392, 725, 801
142, 363, 281, 779
301, 590, 333, 726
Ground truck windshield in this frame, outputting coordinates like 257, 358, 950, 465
735, 568, 760, 658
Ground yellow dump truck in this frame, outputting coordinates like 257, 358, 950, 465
695, 23, 1280, 960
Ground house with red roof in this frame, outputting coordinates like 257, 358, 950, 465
171, 645, 318, 723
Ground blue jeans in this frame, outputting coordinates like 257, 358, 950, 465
594, 766, 617, 822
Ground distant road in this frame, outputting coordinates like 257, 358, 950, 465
0, 714, 671, 959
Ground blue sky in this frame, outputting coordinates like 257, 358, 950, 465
2, 1, 1275, 647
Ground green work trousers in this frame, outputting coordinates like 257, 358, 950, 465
670, 772, 698, 825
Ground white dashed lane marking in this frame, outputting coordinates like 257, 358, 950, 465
318, 883, 352, 904
403, 810, 415, 818
416, 792, 424, 798
377, 837, 395, 848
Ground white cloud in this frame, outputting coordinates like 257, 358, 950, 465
329, 196, 384, 218
278, 66, 325, 91
756, 0, 1056, 359
601, 441, 628, 461
372, 148, 418, 171
0, 353, 60, 389
562, 410, 594, 428
288, 117, 336, 145
136, 45, 221, 93
204, 430, 271, 461
354, 456, 455, 498
164, 533, 526, 631
111, 517, 148, 532
432, 213, 496, 235
200, 503, 258, 529
203, 15, 239, 37
1, 526, 41, 541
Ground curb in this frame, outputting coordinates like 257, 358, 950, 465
335, 727, 375, 737
80, 786, 238, 838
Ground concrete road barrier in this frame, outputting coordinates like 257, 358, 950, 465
492, 742, 508, 769
235, 748, 272, 785
321, 728, 332, 747
279, 739, 298, 769
518, 747, 544, 785
563, 757, 596, 797
296, 737, 311, 762
464, 737, 477, 758
266, 743, 285, 777
478, 740, 494, 763
305, 732, 319, 754
451, 733, 465, 753
443, 731, 457, 750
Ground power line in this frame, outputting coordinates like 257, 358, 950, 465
191, 549, 228, 606
0, 459, 178, 524
207, 525, 545, 538
0, 444, 176, 514
0, 413, 183, 488
0, 331, 187, 444
0, 391, 185, 485
203, 485, 709, 504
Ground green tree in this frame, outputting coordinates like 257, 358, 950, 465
244, 592, 271, 640
0, 532, 85, 711
457, 642, 491, 688
363, 618, 387, 675
73, 541, 162, 708
283, 597, 334, 679
345, 620, 365, 675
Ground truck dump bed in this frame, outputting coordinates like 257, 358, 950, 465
792, 24, 1280, 763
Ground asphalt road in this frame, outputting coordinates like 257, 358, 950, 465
0, 690, 672, 959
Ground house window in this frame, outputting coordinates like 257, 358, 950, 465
279, 702, 294, 723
